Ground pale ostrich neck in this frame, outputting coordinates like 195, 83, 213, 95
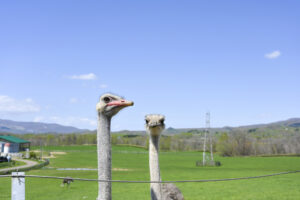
97, 113, 112, 200
149, 134, 163, 200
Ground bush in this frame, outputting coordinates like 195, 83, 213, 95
29, 151, 37, 159
195, 160, 221, 167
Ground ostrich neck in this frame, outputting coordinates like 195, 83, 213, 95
97, 113, 112, 200
149, 135, 163, 200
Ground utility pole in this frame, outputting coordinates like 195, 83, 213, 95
40, 140, 43, 160
207, 112, 214, 163
202, 129, 207, 166
203, 112, 214, 166
202, 112, 209, 165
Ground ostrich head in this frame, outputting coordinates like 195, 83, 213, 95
96, 93, 134, 117
145, 114, 165, 136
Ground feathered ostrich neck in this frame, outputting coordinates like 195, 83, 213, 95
149, 134, 163, 200
96, 93, 133, 200
97, 113, 112, 200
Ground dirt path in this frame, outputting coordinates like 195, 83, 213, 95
0, 158, 39, 173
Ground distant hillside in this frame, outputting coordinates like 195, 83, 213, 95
237, 118, 300, 129
1, 117, 299, 135
174, 118, 300, 133
0, 119, 89, 134
112, 118, 300, 136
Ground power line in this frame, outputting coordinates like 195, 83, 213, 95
1, 170, 300, 183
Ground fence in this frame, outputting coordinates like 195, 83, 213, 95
1, 169, 300, 200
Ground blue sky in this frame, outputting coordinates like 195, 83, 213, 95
0, 1, 299, 131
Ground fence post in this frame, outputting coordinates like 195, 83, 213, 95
12, 172, 25, 200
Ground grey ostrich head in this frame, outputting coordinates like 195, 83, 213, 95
145, 114, 165, 136
96, 93, 134, 117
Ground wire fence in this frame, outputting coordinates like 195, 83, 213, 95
1, 169, 300, 183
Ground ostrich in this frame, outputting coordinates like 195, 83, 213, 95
145, 114, 184, 200
96, 93, 134, 200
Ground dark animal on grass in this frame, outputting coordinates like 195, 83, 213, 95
62, 178, 74, 186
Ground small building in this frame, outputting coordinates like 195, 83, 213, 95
0, 135, 30, 153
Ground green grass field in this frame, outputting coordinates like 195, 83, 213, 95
0, 160, 26, 169
0, 145, 300, 200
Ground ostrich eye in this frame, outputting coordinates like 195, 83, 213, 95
159, 119, 165, 124
103, 97, 111, 103
145, 119, 149, 124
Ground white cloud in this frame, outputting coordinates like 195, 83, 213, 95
25, 98, 33, 103
265, 50, 281, 59
77, 117, 97, 126
0, 95, 40, 113
50, 116, 60, 121
69, 98, 78, 104
69, 73, 97, 80
33, 116, 44, 122
100, 84, 108, 89
45, 105, 52, 110
48, 116, 97, 129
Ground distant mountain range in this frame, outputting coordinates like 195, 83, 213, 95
114, 118, 300, 135
0, 119, 89, 134
237, 118, 300, 129
0, 118, 299, 135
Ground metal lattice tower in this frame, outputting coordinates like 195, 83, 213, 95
206, 112, 210, 131
207, 112, 214, 163
202, 112, 214, 166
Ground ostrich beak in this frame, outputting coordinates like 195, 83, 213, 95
107, 99, 134, 107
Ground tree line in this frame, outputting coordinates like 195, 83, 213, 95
7, 127, 300, 156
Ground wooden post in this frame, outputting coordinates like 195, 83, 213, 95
12, 172, 25, 200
